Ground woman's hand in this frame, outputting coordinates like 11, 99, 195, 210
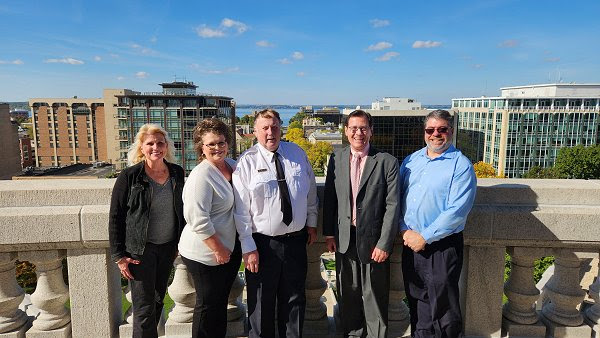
214, 246, 232, 265
117, 257, 140, 280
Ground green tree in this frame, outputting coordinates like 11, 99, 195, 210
288, 120, 302, 129
521, 166, 564, 179
239, 114, 254, 125
285, 128, 305, 144
554, 145, 600, 179
288, 112, 307, 125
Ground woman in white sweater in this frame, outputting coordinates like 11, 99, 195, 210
179, 118, 242, 338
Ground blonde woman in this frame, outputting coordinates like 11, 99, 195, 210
179, 118, 242, 338
109, 124, 185, 338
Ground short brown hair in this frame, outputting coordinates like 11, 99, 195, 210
344, 109, 372, 128
254, 109, 282, 125
193, 118, 231, 160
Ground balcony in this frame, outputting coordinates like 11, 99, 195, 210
1, 179, 600, 337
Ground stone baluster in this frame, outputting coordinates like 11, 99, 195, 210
164, 255, 195, 336
19, 250, 71, 336
584, 254, 600, 326
541, 249, 585, 326
123, 285, 134, 324
303, 242, 328, 335
0, 253, 30, 336
388, 243, 410, 337
226, 272, 246, 336
503, 247, 540, 324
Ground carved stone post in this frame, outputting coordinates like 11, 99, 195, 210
503, 247, 540, 324
164, 255, 195, 336
541, 249, 585, 326
19, 250, 71, 337
0, 253, 30, 336
585, 256, 600, 325
226, 272, 245, 336
303, 242, 328, 335
388, 243, 410, 337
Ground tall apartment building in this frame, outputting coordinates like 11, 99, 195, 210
29, 98, 106, 167
453, 83, 600, 178
105, 81, 233, 172
30, 81, 233, 173
0, 103, 22, 179
342, 98, 455, 162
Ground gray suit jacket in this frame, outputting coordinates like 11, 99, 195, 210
323, 145, 400, 263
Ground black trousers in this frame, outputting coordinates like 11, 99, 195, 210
182, 238, 242, 338
129, 241, 178, 338
402, 232, 464, 338
246, 229, 308, 338
336, 227, 390, 338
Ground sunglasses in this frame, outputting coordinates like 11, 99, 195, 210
424, 127, 450, 135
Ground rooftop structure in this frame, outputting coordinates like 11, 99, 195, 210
371, 97, 422, 111
453, 83, 600, 177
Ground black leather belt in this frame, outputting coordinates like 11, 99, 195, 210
255, 227, 306, 240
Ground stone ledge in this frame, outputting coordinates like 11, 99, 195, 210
80, 205, 110, 242
0, 206, 81, 245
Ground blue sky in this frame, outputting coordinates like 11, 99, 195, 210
1, 0, 599, 105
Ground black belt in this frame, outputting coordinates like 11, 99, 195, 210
255, 227, 306, 240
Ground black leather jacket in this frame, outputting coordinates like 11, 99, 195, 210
109, 160, 185, 262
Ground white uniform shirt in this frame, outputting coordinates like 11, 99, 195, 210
233, 141, 318, 254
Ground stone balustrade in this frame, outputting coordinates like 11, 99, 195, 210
0, 178, 600, 337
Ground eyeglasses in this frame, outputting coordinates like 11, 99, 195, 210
424, 127, 450, 135
203, 141, 227, 149
348, 126, 369, 134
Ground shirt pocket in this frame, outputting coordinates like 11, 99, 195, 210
290, 166, 307, 194
253, 172, 277, 198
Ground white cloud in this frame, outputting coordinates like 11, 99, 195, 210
277, 58, 292, 64
110, 53, 120, 58
131, 43, 156, 55
117, 76, 125, 80
412, 40, 442, 48
196, 25, 226, 38
196, 18, 249, 38
292, 51, 304, 60
150, 36, 157, 43
0, 59, 23, 65
44, 57, 84, 65
227, 66, 240, 72
256, 40, 274, 47
498, 39, 519, 48
472, 64, 483, 69
198, 66, 240, 74
370, 19, 390, 28
94, 56, 102, 62
366, 41, 392, 51
221, 18, 248, 34
135, 71, 149, 79
296, 72, 305, 77
375, 51, 399, 62
545, 57, 560, 63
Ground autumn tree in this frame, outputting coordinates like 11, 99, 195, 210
473, 161, 502, 178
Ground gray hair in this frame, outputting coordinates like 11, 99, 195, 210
424, 109, 453, 127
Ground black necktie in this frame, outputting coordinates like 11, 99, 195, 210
273, 152, 293, 225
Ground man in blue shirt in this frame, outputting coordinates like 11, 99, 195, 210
400, 109, 477, 337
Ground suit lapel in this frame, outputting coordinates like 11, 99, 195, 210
358, 147, 377, 192
340, 147, 351, 197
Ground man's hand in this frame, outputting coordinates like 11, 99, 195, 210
243, 250, 259, 273
325, 237, 337, 253
402, 230, 426, 252
117, 257, 140, 280
371, 247, 389, 263
307, 227, 317, 245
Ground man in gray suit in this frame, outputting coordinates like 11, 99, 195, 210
323, 109, 400, 338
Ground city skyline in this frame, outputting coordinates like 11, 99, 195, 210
1, 0, 599, 104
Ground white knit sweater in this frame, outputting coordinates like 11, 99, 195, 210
179, 158, 237, 265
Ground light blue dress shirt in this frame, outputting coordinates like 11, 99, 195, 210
399, 144, 477, 244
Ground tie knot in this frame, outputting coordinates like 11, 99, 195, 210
353, 153, 361, 161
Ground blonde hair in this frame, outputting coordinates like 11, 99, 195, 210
127, 124, 176, 166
